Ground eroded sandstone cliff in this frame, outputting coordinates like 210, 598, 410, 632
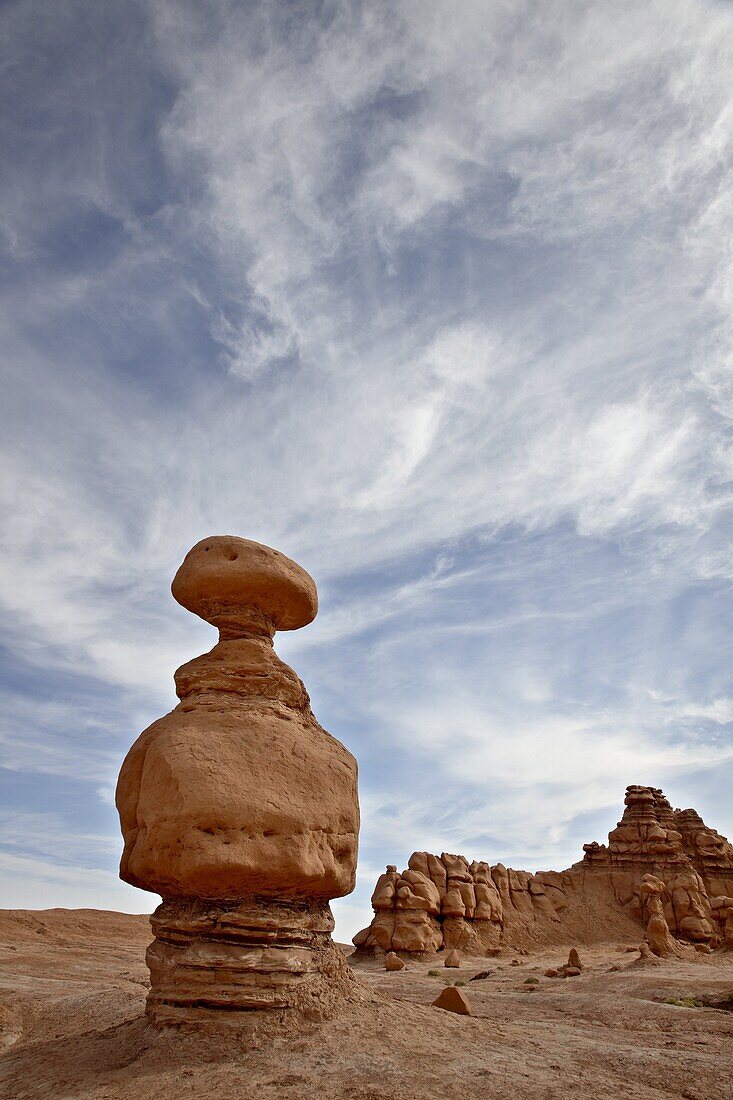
353, 785, 733, 957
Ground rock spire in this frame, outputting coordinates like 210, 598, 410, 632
116, 536, 360, 1023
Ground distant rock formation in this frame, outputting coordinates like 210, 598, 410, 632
353, 785, 733, 958
582, 785, 733, 943
116, 536, 360, 1023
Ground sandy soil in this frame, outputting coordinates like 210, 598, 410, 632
1, 909, 732, 1099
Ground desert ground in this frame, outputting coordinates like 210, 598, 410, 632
0, 909, 731, 1099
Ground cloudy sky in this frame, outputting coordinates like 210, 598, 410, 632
1, 0, 732, 941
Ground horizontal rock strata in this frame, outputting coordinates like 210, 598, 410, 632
146, 898, 350, 1022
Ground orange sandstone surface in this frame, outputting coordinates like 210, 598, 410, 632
1, 907, 732, 1099
116, 536, 360, 1022
354, 785, 733, 960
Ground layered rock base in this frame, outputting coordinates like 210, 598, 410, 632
146, 898, 351, 1023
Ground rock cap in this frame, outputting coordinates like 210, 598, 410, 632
172, 536, 318, 637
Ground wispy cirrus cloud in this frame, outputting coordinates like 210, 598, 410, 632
1, 0, 732, 940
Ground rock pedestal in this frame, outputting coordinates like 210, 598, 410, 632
146, 898, 343, 1021
116, 536, 360, 1023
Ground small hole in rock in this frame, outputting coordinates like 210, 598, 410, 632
226, 549, 238, 561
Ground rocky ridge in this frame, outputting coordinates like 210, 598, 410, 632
353, 785, 733, 957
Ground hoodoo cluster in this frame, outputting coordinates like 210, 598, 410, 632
354, 785, 733, 958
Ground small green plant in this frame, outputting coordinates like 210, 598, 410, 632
455, 980, 466, 987
524, 977, 539, 985
427, 969, 439, 977
662, 996, 703, 1008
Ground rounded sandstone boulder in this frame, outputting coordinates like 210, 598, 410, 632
117, 705, 358, 900
172, 536, 318, 636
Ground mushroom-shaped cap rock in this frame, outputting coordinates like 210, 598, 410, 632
171, 536, 317, 634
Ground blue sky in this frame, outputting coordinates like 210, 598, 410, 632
1, 0, 732, 942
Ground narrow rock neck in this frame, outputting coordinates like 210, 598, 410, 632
215, 607, 276, 642
173, 635, 308, 708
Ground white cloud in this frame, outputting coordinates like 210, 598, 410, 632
0, 811, 119, 860
1, 0, 732, 927
0, 851, 154, 914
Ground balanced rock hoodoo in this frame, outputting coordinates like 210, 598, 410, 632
116, 536, 360, 1023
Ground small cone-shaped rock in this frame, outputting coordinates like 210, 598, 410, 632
567, 948, 583, 969
116, 536, 360, 1024
384, 951, 405, 971
432, 986, 472, 1015
444, 948, 461, 968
